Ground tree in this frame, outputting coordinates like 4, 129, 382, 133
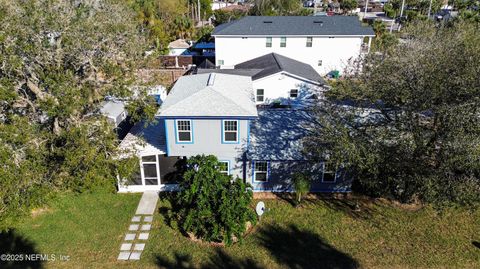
250, 0, 312, 16
175, 155, 256, 245
0, 0, 152, 229
304, 21, 480, 206
340, 0, 358, 14
292, 172, 311, 205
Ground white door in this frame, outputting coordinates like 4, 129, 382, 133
140, 155, 160, 186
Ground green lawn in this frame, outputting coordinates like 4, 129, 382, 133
3, 193, 480, 268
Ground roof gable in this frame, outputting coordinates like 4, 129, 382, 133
159, 73, 257, 117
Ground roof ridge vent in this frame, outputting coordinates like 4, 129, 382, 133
207, 73, 216, 86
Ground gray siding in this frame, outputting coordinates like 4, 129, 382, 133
165, 118, 249, 179
246, 160, 352, 192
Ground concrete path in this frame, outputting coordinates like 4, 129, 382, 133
135, 191, 159, 215
117, 191, 158, 261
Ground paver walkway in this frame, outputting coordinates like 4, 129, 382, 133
117, 191, 159, 261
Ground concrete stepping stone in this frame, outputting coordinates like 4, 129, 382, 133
143, 216, 153, 223
118, 252, 130, 260
134, 243, 145, 251
131, 216, 141, 222
138, 233, 149, 240
120, 243, 132, 251
129, 252, 142, 260
129, 224, 139, 231
140, 224, 151, 231
124, 233, 136, 241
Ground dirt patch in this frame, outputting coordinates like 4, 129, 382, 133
31, 207, 51, 218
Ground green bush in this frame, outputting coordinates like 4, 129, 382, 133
176, 155, 256, 245
293, 172, 311, 205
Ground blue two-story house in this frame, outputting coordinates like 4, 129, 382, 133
117, 72, 351, 193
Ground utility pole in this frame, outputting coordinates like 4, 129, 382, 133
197, 0, 201, 24
427, 0, 433, 18
400, 0, 406, 17
364, 0, 368, 17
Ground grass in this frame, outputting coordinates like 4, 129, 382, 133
2, 193, 480, 268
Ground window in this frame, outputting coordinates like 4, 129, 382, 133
290, 89, 299, 98
218, 161, 230, 175
217, 59, 224, 65
223, 120, 238, 143
318, 60, 323, 66
266, 37, 272, 47
176, 120, 192, 142
322, 162, 337, 183
254, 161, 268, 182
306, 37, 313, 47
256, 89, 264, 102
280, 37, 286, 47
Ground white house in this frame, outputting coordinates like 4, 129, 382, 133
212, 16, 375, 75
197, 53, 326, 106
168, 39, 190, 56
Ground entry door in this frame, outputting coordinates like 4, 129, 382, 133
141, 155, 160, 185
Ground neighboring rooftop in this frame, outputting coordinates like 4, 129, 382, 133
212, 16, 375, 36
158, 73, 257, 117
197, 53, 325, 84
168, 39, 190, 49
100, 101, 125, 119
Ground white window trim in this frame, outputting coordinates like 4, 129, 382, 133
266, 37, 272, 47
218, 161, 230, 175
253, 161, 269, 183
256, 89, 265, 102
176, 119, 192, 143
321, 162, 337, 183
222, 120, 239, 143
290, 89, 299, 98
306, 36, 313, 47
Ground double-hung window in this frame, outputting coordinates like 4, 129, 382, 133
223, 120, 238, 143
306, 36, 313, 47
290, 89, 299, 98
266, 37, 272, 47
254, 161, 268, 182
256, 89, 264, 102
218, 161, 230, 175
322, 162, 337, 183
280, 37, 287, 47
176, 120, 192, 143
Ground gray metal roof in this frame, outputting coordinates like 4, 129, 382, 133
212, 16, 375, 36
249, 108, 315, 160
158, 73, 257, 117
197, 53, 324, 84
100, 101, 125, 119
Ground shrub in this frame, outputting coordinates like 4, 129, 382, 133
293, 172, 311, 205
176, 155, 256, 245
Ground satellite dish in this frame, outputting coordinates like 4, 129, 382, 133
256, 201, 265, 217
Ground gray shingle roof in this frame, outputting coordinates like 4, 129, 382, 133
158, 73, 257, 117
119, 119, 167, 157
197, 53, 324, 84
212, 16, 375, 36
236, 53, 324, 83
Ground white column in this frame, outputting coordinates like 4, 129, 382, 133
367, 37, 372, 53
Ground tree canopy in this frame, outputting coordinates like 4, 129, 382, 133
0, 0, 152, 229
174, 155, 256, 245
304, 21, 480, 206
